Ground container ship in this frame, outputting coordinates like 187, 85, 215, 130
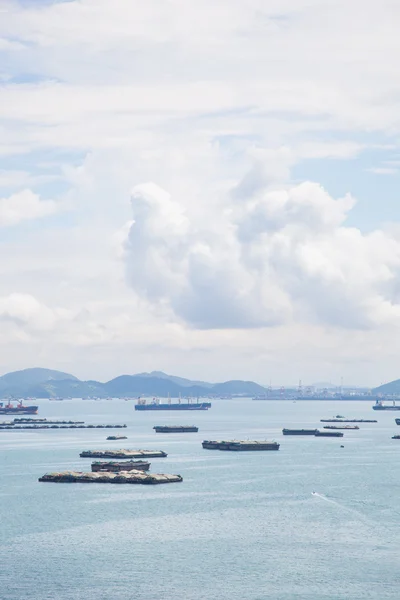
372, 400, 400, 411
135, 398, 211, 411
0, 400, 38, 415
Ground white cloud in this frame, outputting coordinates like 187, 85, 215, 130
123, 174, 400, 331
0, 293, 61, 331
0, 189, 58, 226
0, 0, 400, 385
367, 167, 398, 175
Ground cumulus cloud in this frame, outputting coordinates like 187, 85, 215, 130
0, 189, 58, 226
123, 175, 400, 330
0, 293, 64, 331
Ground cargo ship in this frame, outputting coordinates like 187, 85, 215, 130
373, 400, 400, 411
153, 425, 198, 433
135, 398, 211, 411
0, 400, 38, 415
202, 440, 280, 451
282, 428, 317, 435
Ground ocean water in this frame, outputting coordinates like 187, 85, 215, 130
1, 399, 400, 600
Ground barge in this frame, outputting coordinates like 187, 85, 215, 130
39, 471, 182, 484
0, 424, 127, 430
323, 425, 359, 430
315, 430, 344, 437
107, 435, 128, 440
12, 418, 84, 425
91, 460, 150, 472
320, 419, 377, 423
282, 429, 317, 435
153, 425, 198, 433
80, 449, 167, 459
202, 440, 280, 451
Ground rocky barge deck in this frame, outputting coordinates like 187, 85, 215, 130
106, 435, 128, 440
80, 449, 167, 459
153, 425, 198, 433
39, 471, 182, 484
323, 425, 359, 430
91, 460, 150, 472
202, 440, 280, 451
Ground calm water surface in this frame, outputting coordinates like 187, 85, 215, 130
1, 399, 399, 599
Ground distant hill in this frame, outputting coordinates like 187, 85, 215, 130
373, 380, 400, 395
212, 380, 267, 395
0, 368, 268, 398
0, 368, 78, 397
135, 371, 213, 388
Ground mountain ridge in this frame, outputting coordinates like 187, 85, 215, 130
0, 368, 267, 398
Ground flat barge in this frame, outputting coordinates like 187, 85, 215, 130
12, 418, 84, 425
80, 449, 167, 459
202, 440, 280, 451
91, 460, 150, 472
323, 425, 359, 430
282, 429, 317, 435
39, 471, 182, 484
107, 435, 128, 440
320, 419, 377, 423
315, 430, 344, 437
153, 425, 198, 433
0, 424, 127, 430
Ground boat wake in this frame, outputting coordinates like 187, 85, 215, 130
311, 492, 373, 522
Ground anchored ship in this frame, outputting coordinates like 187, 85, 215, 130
135, 397, 211, 411
0, 400, 38, 415
282, 429, 317, 435
153, 425, 198, 433
373, 400, 400, 411
202, 440, 280, 451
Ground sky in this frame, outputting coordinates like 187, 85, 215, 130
0, 0, 400, 386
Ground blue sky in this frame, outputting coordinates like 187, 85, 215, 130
0, 0, 400, 386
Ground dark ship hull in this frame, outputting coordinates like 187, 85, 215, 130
0, 405, 38, 415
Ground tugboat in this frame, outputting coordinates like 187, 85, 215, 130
0, 400, 38, 415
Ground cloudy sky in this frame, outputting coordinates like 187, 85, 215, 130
0, 0, 400, 386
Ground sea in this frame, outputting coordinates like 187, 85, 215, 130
1, 399, 399, 600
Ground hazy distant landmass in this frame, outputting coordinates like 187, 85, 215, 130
0, 367, 392, 399
0, 368, 268, 398
372, 380, 400, 395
